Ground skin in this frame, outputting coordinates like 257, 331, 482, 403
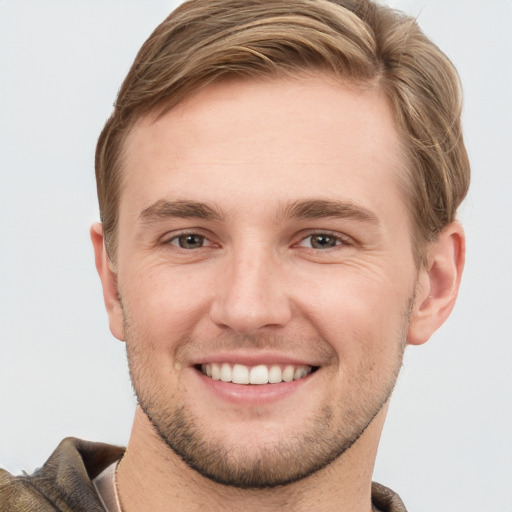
92, 75, 465, 511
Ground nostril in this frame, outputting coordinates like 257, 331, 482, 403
209, 301, 293, 335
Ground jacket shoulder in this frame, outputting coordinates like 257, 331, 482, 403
0, 468, 58, 511
0, 437, 124, 512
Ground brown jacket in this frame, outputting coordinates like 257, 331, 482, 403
0, 438, 407, 511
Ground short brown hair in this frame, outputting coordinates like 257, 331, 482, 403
95, 0, 470, 264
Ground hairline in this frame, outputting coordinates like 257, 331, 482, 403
106, 70, 428, 269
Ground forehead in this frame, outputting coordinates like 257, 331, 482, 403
120, 75, 407, 222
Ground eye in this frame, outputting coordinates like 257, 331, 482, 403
299, 233, 343, 249
169, 233, 208, 249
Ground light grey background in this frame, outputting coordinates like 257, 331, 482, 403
1, 1, 510, 511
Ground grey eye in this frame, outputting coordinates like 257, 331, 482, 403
173, 234, 205, 249
308, 234, 339, 249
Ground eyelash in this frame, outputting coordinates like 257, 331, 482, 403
165, 232, 215, 250
297, 232, 348, 250
163, 230, 350, 251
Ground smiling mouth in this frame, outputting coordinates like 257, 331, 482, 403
199, 363, 316, 385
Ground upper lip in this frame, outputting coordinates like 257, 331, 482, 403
190, 351, 323, 368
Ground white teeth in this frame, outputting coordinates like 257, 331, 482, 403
232, 364, 249, 384
201, 363, 312, 385
268, 365, 282, 384
249, 365, 269, 385
282, 365, 294, 382
211, 363, 220, 380
220, 363, 232, 382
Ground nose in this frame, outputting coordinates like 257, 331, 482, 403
209, 246, 293, 335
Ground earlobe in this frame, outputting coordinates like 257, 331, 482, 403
90, 223, 125, 341
407, 222, 465, 346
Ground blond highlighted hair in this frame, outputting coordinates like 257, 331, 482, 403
95, 0, 470, 264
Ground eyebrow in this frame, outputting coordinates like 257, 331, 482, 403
278, 199, 379, 224
139, 200, 224, 223
138, 198, 379, 225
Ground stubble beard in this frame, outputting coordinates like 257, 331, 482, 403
123, 301, 411, 489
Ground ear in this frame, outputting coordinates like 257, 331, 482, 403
90, 223, 125, 341
407, 222, 465, 346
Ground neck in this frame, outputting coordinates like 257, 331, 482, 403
116, 406, 386, 512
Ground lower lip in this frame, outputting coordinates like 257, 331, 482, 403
194, 368, 314, 405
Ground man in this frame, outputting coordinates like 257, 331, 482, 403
0, 0, 469, 510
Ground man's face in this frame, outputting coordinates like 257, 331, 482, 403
111, 76, 421, 487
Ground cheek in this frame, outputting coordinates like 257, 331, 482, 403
120, 261, 214, 346
299, 264, 413, 360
